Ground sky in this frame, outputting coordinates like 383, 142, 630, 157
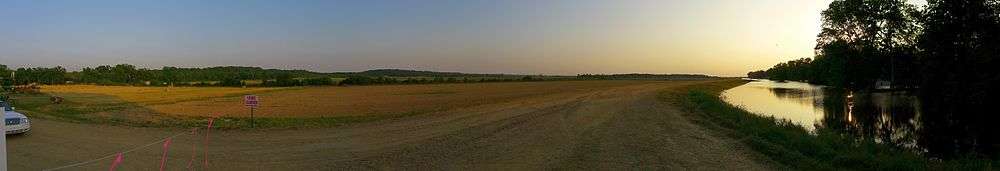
0, 0, 926, 76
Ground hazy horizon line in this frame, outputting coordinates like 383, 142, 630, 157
1, 63, 729, 77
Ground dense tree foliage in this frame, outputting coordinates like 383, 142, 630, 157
753, 0, 921, 88
0, 65, 68, 85
353, 69, 531, 78
337, 76, 549, 86
0, 64, 570, 87
746, 70, 767, 79
916, 0, 1000, 158
578, 74, 717, 80
816, 0, 921, 88
749, 0, 1000, 158
0, 64, 334, 87
0, 65, 11, 92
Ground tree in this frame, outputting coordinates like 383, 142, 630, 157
916, 0, 1000, 158
161, 67, 178, 85
816, 0, 921, 89
219, 77, 244, 87
338, 76, 375, 86
747, 70, 767, 79
304, 77, 334, 86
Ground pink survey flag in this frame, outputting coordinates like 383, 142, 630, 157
109, 153, 123, 171
160, 138, 172, 171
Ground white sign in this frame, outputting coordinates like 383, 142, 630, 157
243, 95, 259, 108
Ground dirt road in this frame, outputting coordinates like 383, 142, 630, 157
9, 81, 771, 170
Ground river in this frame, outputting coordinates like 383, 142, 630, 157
721, 79, 925, 150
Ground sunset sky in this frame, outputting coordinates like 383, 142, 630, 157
0, 0, 926, 76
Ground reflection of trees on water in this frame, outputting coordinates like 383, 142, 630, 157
769, 88, 824, 107
811, 89, 923, 151
765, 85, 996, 158
919, 92, 998, 158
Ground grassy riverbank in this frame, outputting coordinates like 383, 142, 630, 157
667, 79, 995, 170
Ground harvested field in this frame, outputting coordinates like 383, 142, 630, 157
26, 81, 660, 123
152, 81, 651, 117
41, 85, 281, 106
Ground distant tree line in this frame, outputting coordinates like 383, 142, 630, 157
749, 0, 922, 89
0, 65, 570, 87
749, 0, 1000, 158
337, 76, 547, 86
0, 64, 337, 87
578, 74, 718, 80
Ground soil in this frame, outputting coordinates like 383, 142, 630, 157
9, 80, 772, 170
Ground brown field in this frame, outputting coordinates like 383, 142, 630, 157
36, 81, 658, 119
153, 81, 651, 117
41, 85, 281, 106
11, 79, 771, 170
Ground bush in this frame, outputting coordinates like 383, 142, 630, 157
339, 76, 375, 86
219, 78, 244, 87
262, 73, 302, 87
304, 77, 334, 86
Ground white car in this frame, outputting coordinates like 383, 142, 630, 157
1, 101, 30, 135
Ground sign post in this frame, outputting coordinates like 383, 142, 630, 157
243, 95, 259, 128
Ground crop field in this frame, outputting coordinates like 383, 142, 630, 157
41, 85, 281, 105
152, 80, 643, 118
13, 81, 654, 127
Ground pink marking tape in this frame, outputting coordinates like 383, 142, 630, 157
159, 138, 172, 171
108, 153, 123, 171
203, 117, 215, 170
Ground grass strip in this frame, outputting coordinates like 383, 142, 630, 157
666, 79, 995, 170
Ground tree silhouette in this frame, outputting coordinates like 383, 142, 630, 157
917, 0, 1000, 158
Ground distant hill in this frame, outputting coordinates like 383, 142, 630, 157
355, 69, 467, 77
578, 74, 719, 80
2, 63, 720, 86
350, 69, 520, 77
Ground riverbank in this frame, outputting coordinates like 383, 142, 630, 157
666, 79, 996, 170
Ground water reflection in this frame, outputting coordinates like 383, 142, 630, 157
822, 90, 922, 150
722, 80, 924, 151
721, 80, 825, 130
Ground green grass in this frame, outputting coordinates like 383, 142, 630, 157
667, 80, 996, 170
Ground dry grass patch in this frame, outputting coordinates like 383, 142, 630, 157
41, 85, 282, 105
19, 81, 676, 128
151, 81, 653, 118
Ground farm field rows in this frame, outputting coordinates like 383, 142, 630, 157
152, 81, 645, 118
18, 81, 659, 127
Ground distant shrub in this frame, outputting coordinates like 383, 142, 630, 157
304, 77, 334, 86
339, 76, 376, 86
262, 73, 303, 87
219, 78, 244, 87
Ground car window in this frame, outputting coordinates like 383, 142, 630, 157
0, 102, 9, 111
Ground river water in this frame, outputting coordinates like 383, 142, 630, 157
721, 79, 924, 150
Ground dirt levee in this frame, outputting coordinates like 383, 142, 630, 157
13, 80, 771, 170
